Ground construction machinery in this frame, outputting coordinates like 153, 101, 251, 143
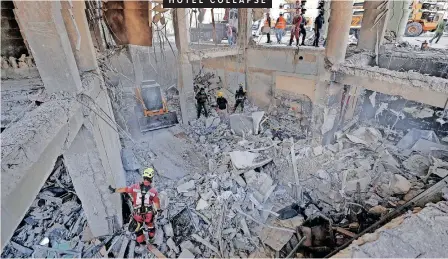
405, 0, 447, 36
134, 80, 178, 132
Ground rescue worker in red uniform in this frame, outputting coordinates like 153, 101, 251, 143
289, 12, 303, 46
109, 168, 160, 244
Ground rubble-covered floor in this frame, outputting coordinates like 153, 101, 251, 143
334, 201, 448, 258
96, 47, 448, 258
1, 158, 91, 258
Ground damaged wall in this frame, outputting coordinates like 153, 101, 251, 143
194, 46, 324, 108
1, 1, 29, 58
359, 89, 448, 138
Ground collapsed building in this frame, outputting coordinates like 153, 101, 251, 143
1, 0, 448, 258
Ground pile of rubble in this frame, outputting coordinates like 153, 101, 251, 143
143, 107, 448, 258
0, 55, 35, 69
1, 159, 90, 258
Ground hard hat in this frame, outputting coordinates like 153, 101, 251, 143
239, 83, 243, 87
142, 168, 154, 179
217, 91, 223, 97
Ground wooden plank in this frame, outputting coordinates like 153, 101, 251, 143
147, 244, 167, 258
333, 227, 356, 238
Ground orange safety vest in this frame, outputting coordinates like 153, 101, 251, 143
264, 19, 269, 27
276, 16, 286, 29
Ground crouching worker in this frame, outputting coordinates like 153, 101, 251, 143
109, 168, 160, 245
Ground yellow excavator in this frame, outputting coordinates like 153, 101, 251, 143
134, 80, 178, 132
405, 0, 446, 36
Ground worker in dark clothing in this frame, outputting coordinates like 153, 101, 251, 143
195, 88, 208, 118
264, 13, 272, 44
313, 12, 324, 47
299, 13, 307, 46
234, 84, 246, 113
216, 91, 229, 119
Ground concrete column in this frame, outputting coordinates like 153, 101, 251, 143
174, 8, 196, 123
61, 0, 99, 72
321, 0, 331, 39
325, 0, 354, 65
64, 124, 123, 237
357, 0, 390, 51
238, 9, 252, 93
238, 8, 252, 47
13, 0, 82, 93
386, 0, 412, 41
313, 0, 353, 145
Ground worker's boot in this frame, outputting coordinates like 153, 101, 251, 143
289, 39, 293, 46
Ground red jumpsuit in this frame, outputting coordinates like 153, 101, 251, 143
124, 183, 160, 243
289, 15, 302, 45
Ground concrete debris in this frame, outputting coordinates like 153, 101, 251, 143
411, 139, 448, 155
177, 180, 195, 193
195, 198, 209, 210
205, 116, 221, 128
368, 205, 388, 215
1, 161, 89, 258
179, 248, 196, 258
229, 151, 273, 170
346, 127, 382, 148
390, 174, 412, 195
428, 167, 448, 178
402, 155, 430, 176
403, 106, 434, 118
396, 129, 440, 150
121, 148, 141, 171
342, 168, 372, 192
164, 223, 174, 237
167, 237, 179, 254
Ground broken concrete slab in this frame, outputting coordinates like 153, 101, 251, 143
411, 139, 448, 155
167, 237, 179, 254
163, 223, 174, 237
396, 129, 440, 150
230, 114, 253, 136
229, 151, 272, 170
258, 221, 294, 251
402, 155, 430, 176
342, 168, 372, 192
195, 199, 209, 210
205, 116, 221, 128
177, 180, 195, 193
179, 248, 195, 258
313, 146, 323, 156
252, 111, 265, 134
346, 127, 382, 148
390, 174, 411, 195
428, 166, 448, 178
121, 148, 141, 171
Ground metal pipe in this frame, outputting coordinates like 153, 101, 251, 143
286, 236, 307, 258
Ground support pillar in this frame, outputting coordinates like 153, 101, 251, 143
174, 9, 196, 123
238, 9, 252, 93
64, 124, 123, 237
357, 0, 390, 51
313, 0, 353, 145
61, 0, 98, 72
14, 0, 82, 93
386, 0, 412, 42
321, 0, 331, 39
325, 0, 354, 65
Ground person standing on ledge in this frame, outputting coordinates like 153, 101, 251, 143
275, 13, 286, 44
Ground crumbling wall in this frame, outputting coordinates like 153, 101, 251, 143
0, 1, 29, 58
358, 89, 448, 139
378, 52, 448, 79
196, 46, 324, 109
